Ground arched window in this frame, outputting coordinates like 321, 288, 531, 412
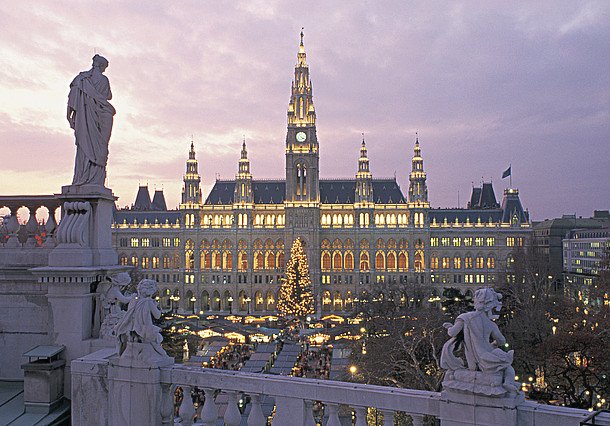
254, 252, 263, 270
333, 292, 343, 311
265, 252, 276, 270
322, 291, 331, 312
487, 256, 495, 269
321, 252, 331, 271
360, 252, 370, 271
375, 251, 385, 270
212, 251, 221, 270
387, 252, 397, 271
238, 251, 248, 271
201, 251, 211, 269
332, 251, 342, 271
277, 252, 285, 269
223, 252, 232, 270
414, 251, 424, 272
398, 252, 408, 271
454, 257, 462, 269
430, 256, 439, 270
344, 252, 354, 270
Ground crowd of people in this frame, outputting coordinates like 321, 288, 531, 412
292, 344, 332, 379
209, 343, 253, 370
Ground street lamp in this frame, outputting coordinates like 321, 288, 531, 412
190, 296, 196, 314
349, 365, 357, 380
174, 296, 180, 313
227, 296, 234, 314
245, 296, 252, 314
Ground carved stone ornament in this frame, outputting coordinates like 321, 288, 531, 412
440, 287, 519, 396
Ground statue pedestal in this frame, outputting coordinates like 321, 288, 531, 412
107, 342, 174, 426
48, 184, 117, 267
439, 371, 524, 426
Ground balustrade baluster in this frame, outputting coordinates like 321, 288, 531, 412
25, 207, 39, 247
325, 403, 341, 426
43, 208, 57, 247
5, 212, 20, 247
354, 406, 368, 426
410, 414, 425, 426
224, 391, 242, 426
178, 385, 195, 426
381, 409, 394, 426
199, 388, 218, 426
304, 400, 316, 426
160, 382, 174, 426
247, 394, 266, 426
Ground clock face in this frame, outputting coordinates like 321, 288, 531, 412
296, 131, 307, 142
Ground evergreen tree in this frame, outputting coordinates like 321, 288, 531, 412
277, 238, 314, 326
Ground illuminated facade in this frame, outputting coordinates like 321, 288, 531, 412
112, 34, 532, 315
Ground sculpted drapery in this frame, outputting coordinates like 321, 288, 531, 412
67, 54, 116, 186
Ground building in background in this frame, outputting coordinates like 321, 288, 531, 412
563, 227, 609, 297
112, 35, 531, 315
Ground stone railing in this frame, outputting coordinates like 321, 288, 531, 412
166, 366, 438, 426
72, 348, 610, 426
0, 195, 61, 264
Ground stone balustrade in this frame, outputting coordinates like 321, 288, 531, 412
164, 366, 437, 426
0, 195, 62, 265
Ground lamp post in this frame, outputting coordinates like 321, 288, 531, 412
227, 296, 233, 315
190, 296, 196, 314
245, 296, 252, 315
349, 365, 357, 380
174, 296, 180, 313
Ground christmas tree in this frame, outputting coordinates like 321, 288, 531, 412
277, 238, 314, 326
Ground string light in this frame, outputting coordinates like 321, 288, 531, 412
277, 238, 314, 323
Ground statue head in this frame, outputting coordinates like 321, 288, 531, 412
473, 287, 503, 316
137, 279, 158, 299
110, 272, 131, 287
92, 54, 109, 72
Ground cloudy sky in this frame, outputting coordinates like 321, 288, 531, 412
1, 1, 608, 220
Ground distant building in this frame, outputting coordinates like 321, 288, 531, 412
563, 227, 609, 294
111, 36, 532, 315
532, 212, 610, 288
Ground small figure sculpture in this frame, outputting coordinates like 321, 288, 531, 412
114, 279, 166, 357
67, 54, 116, 186
441, 288, 518, 395
99, 272, 133, 339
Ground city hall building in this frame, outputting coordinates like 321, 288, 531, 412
112, 35, 531, 315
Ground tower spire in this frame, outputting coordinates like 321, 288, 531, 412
408, 135, 429, 206
355, 135, 373, 204
181, 140, 202, 207
235, 137, 253, 205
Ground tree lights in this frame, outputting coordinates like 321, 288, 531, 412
277, 238, 314, 326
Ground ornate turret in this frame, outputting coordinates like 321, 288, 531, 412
355, 136, 373, 205
181, 141, 202, 207
408, 136, 429, 207
285, 30, 320, 206
234, 138, 253, 205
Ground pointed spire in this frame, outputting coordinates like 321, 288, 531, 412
288, 29, 315, 126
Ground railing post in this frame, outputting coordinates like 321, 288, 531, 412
200, 388, 218, 426
325, 403, 341, 426
304, 400, 317, 426
247, 394, 266, 426
381, 409, 394, 426
178, 385, 195, 426
160, 382, 174, 426
354, 406, 368, 426
411, 414, 425, 426
272, 396, 305, 425
224, 391, 242, 426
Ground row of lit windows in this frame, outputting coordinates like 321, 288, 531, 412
122, 237, 180, 248
430, 237, 498, 247
119, 255, 180, 269
321, 250, 426, 272
430, 256, 496, 270
185, 250, 286, 272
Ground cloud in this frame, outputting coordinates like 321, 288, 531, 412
0, 1, 608, 219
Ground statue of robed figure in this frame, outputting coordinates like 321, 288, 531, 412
67, 54, 116, 186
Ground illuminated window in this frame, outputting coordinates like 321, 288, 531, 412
430, 257, 439, 269
398, 252, 408, 271
141, 238, 150, 248
162, 237, 171, 247
452, 237, 461, 247
130, 238, 139, 248
173, 237, 180, 247
517, 237, 524, 246
332, 251, 342, 271
430, 237, 439, 247
506, 237, 515, 247
130, 256, 138, 267
360, 252, 370, 272
487, 257, 495, 269
344, 252, 354, 270
152, 257, 160, 269
465, 257, 473, 269
476, 257, 484, 269
475, 237, 484, 246
322, 252, 331, 271
454, 257, 462, 269
441, 237, 450, 247
464, 237, 473, 246
387, 252, 397, 271
375, 251, 386, 270
486, 237, 495, 246
442, 257, 450, 269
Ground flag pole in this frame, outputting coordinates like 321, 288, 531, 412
509, 163, 512, 188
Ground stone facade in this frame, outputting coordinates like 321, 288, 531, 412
111, 37, 532, 316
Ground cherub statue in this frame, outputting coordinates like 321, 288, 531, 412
440, 287, 518, 393
114, 279, 166, 357
99, 272, 133, 339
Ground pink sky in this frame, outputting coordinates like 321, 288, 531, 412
1, 2, 609, 220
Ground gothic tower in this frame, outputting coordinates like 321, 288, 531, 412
181, 141, 202, 226
408, 136, 429, 227
355, 137, 373, 204
285, 30, 320, 206
234, 139, 253, 228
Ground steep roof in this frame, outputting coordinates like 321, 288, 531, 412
204, 179, 406, 205
151, 190, 168, 210
133, 186, 151, 210
113, 210, 180, 225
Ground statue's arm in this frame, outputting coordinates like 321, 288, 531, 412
444, 317, 464, 337
490, 322, 506, 346
66, 106, 76, 129
150, 300, 161, 319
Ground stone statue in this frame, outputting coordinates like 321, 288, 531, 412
67, 54, 116, 186
99, 272, 133, 340
114, 279, 166, 357
440, 288, 518, 395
